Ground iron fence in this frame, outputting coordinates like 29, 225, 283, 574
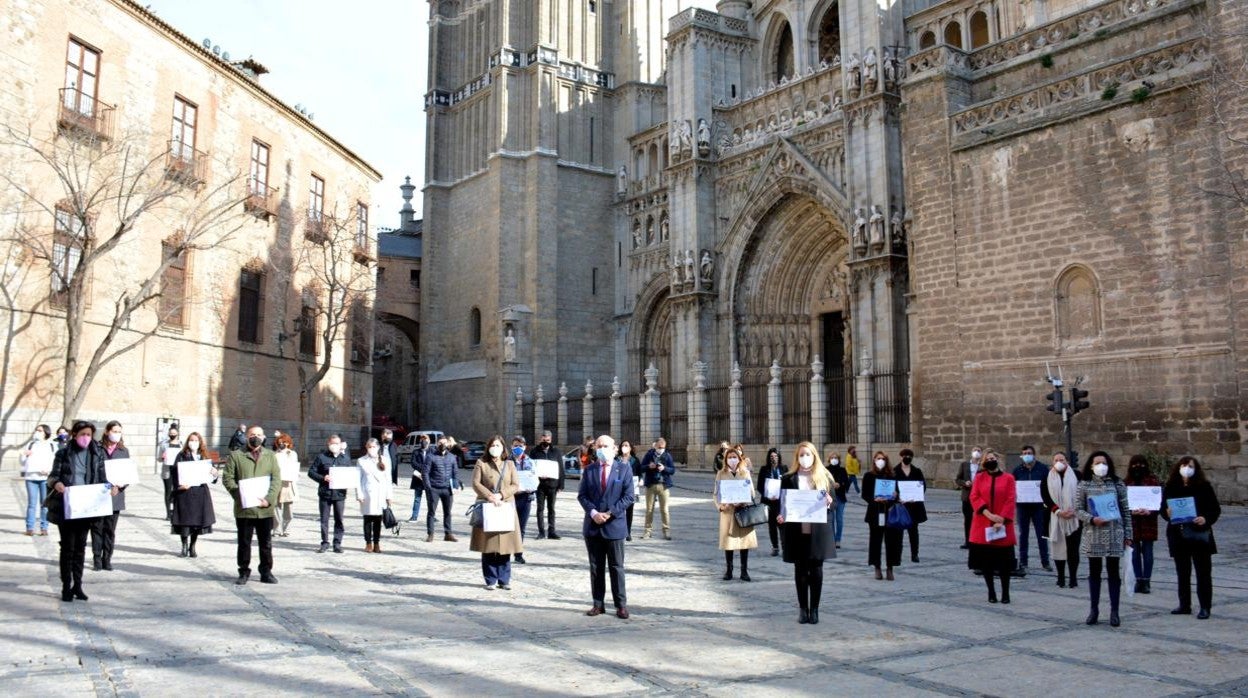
826, 372, 856, 443
743, 382, 768, 443
520, 402, 535, 443
872, 369, 911, 443
706, 385, 730, 443
593, 396, 611, 436
620, 393, 640, 446
660, 390, 688, 462
782, 377, 811, 444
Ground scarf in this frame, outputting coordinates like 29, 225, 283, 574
1047, 468, 1080, 558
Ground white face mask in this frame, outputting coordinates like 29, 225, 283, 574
187, 441, 200, 451
655, 448, 665, 455
1054, 461, 1067, 472
108, 432, 122, 443
329, 443, 342, 455
874, 458, 886, 469
1179, 465, 1195, 479
489, 445, 504, 458
367, 447, 379, 458
830, 458, 839, 465
727, 457, 739, 467
971, 450, 982, 460
1092, 463, 1109, 478
798, 454, 814, 469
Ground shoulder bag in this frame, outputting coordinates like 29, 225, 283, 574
465, 461, 507, 528
886, 500, 913, 529
733, 476, 769, 528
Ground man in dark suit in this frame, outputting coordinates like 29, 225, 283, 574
578, 435, 635, 619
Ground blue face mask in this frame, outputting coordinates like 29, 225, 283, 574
1021, 454, 1035, 464
511, 446, 525, 457
596, 447, 615, 463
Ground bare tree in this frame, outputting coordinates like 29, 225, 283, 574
273, 206, 376, 457
0, 123, 248, 423
0, 234, 60, 459
1198, 15, 1248, 217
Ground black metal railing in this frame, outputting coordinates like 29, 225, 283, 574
593, 396, 611, 436
57, 87, 115, 141
620, 393, 640, 446
706, 385, 730, 443
543, 401, 558, 440
782, 377, 811, 444
305, 210, 331, 244
165, 140, 208, 186
660, 390, 688, 463
743, 382, 768, 443
826, 372, 856, 443
567, 400, 584, 447
872, 369, 911, 443
520, 402, 535, 443
245, 180, 279, 219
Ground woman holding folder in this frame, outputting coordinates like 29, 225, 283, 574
170, 432, 217, 558
273, 434, 299, 537
47, 420, 113, 601
470, 436, 523, 590
861, 452, 902, 581
1161, 457, 1221, 619
776, 442, 835, 624
968, 450, 1016, 603
758, 448, 786, 556
1124, 454, 1161, 594
357, 438, 394, 553
715, 445, 758, 581
91, 420, 130, 571
1076, 451, 1132, 627
894, 449, 927, 563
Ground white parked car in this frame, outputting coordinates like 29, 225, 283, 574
396, 430, 444, 464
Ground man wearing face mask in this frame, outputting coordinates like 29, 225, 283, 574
308, 434, 351, 553
640, 437, 676, 540
1012, 445, 1051, 574
529, 431, 564, 539
955, 446, 984, 549
223, 425, 282, 585
380, 429, 400, 487
423, 437, 459, 543
510, 435, 535, 560
408, 434, 431, 522
579, 435, 635, 618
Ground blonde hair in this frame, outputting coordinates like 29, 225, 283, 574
786, 441, 831, 491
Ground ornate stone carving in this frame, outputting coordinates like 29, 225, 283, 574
671, 254, 683, 287
503, 327, 517, 362
863, 47, 878, 93
890, 206, 907, 251
699, 249, 714, 290
616, 165, 627, 194
697, 118, 712, 157
883, 49, 901, 89
846, 53, 862, 95
852, 207, 868, 251
869, 205, 886, 248
683, 249, 695, 289
678, 120, 694, 157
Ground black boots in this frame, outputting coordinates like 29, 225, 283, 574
1087, 573, 1101, 625
1056, 561, 1066, 587
798, 608, 809, 624
180, 537, 190, 557
189, 535, 198, 558
1107, 577, 1122, 627
808, 608, 820, 624
739, 551, 751, 582
235, 570, 251, 586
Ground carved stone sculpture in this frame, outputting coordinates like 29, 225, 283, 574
846, 53, 862, 94
672, 254, 683, 286
699, 249, 714, 289
869, 205, 885, 247
678, 120, 694, 156
863, 47, 878, 91
852, 207, 868, 250
503, 327, 517, 362
697, 118, 711, 156
683, 249, 695, 287
632, 222, 642, 249
890, 207, 905, 248
883, 50, 900, 88
659, 216, 669, 242
616, 165, 627, 194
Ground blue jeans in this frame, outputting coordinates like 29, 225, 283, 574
482, 553, 511, 585
1015, 503, 1049, 567
832, 499, 845, 542
1132, 539, 1155, 580
515, 494, 532, 540
409, 488, 424, 520
25, 480, 48, 531
847, 475, 859, 493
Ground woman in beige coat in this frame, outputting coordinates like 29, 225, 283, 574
716, 445, 759, 581
470, 436, 523, 590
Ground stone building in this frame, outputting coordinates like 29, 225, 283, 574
0, 0, 381, 464
420, 0, 1246, 495
373, 178, 423, 429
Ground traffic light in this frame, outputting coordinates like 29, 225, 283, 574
1070, 388, 1090, 415
1046, 388, 1064, 414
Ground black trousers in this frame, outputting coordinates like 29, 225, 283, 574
57, 520, 91, 590
1174, 551, 1214, 611
90, 511, 120, 562
536, 482, 559, 534
1087, 556, 1122, 611
905, 525, 920, 559
586, 535, 627, 608
962, 500, 973, 542
425, 486, 454, 535
868, 522, 903, 567
766, 500, 781, 549
319, 497, 345, 546
162, 478, 175, 518
363, 515, 382, 544
794, 560, 824, 610
236, 517, 273, 575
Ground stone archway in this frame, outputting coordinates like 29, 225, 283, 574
638, 293, 674, 390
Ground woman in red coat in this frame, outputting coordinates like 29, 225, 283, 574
968, 449, 1017, 603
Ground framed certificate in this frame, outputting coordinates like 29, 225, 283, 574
898, 481, 925, 503
105, 458, 140, 487
516, 469, 539, 493
763, 478, 781, 500
65, 484, 113, 519
327, 466, 357, 490
717, 479, 753, 505
781, 489, 828, 524
1088, 492, 1121, 521
1015, 480, 1043, 504
178, 460, 214, 487
483, 501, 517, 532
1168, 496, 1197, 524
874, 479, 897, 500
532, 459, 560, 480
1127, 486, 1162, 511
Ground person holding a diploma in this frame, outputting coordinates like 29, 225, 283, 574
223, 425, 281, 585
91, 421, 130, 572
170, 433, 217, 558
308, 434, 352, 554
1161, 457, 1221, 619
1042, 452, 1082, 588
1012, 445, 1051, 574
968, 450, 1016, 604
776, 442, 836, 624
158, 425, 180, 520
47, 420, 112, 601
357, 438, 393, 553
862, 452, 902, 581
895, 449, 928, 564
20, 424, 56, 536
529, 431, 564, 539
715, 445, 758, 581
758, 448, 786, 556
510, 435, 535, 558
1076, 451, 1132, 626
1124, 454, 1161, 594
273, 434, 299, 537
470, 436, 523, 590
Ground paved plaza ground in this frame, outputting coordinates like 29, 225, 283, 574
3, 468, 1247, 696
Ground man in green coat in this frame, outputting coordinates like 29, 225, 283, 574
222, 425, 282, 585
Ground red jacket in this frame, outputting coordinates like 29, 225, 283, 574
969, 471, 1017, 546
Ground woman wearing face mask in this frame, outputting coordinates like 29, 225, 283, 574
968, 449, 1017, 603
170, 432, 217, 557
1042, 452, 1082, 588
357, 438, 394, 553
470, 436, 523, 590
824, 451, 850, 548
54, 426, 70, 449
47, 421, 114, 601
715, 445, 758, 581
158, 426, 181, 520
90, 420, 129, 571
20, 425, 56, 536
510, 436, 534, 559
758, 448, 786, 556
1161, 457, 1221, 619
862, 451, 902, 581
1076, 451, 1132, 627
272, 434, 299, 537
619, 441, 641, 542
776, 442, 836, 623
894, 449, 928, 563
1123, 454, 1161, 594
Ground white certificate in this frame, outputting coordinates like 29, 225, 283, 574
764, 478, 781, 500
178, 460, 214, 487
65, 484, 113, 519
533, 459, 560, 480
239, 476, 271, 509
163, 447, 180, 466
898, 481, 925, 503
633, 476, 641, 497
985, 525, 1007, 542
717, 479, 753, 505
1127, 486, 1162, 511
327, 466, 356, 490
517, 469, 539, 493
1015, 480, 1043, 504
483, 501, 516, 532
105, 458, 140, 487
279, 458, 300, 483
781, 489, 828, 524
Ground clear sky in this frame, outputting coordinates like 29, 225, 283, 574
151, 0, 428, 230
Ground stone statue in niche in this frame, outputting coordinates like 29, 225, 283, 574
678, 120, 694, 156
883, 50, 900, 89
646, 218, 655, 245
503, 327, 517, 362
669, 127, 681, 159
852, 207, 868, 249
697, 118, 711, 156
672, 254, 683, 286
863, 47, 878, 92
846, 53, 862, 94
891, 207, 907, 249
683, 249, 695, 287
616, 165, 627, 194
699, 249, 714, 289
659, 216, 669, 242
869, 205, 886, 247
632, 221, 642, 249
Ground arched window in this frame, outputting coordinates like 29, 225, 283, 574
469, 307, 482, 347
648, 144, 659, 179
919, 31, 937, 49
969, 11, 990, 48
775, 21, 795, 81
944, 21, 963, 49
817, 4, 841, 65
1055, 265, 1101, 345
645, 216, 655, 245
632, 218, 642, 249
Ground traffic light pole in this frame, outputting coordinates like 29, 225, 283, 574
1064, 403, 1078, 470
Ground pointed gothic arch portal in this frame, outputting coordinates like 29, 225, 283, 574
639, 292, 673, 390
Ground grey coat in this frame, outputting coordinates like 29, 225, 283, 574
1076, 477, 1133, 557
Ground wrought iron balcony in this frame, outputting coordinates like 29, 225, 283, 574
57, 88, 115, 142
305, 209, 332, 244
244, 180, 279, 219
165, 140, 208, 187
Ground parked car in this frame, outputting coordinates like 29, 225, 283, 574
396, 430, 445, 464
563, 450, 583, 479
461, 440, 486, 467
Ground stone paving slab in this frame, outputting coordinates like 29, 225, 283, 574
3, 473, 1247, 696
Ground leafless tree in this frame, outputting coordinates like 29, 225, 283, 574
1198, 15, 1248, 217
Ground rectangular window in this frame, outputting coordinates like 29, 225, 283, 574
592, 267, 598, 295
356, 202, 368, 249
410, 269, 421, 289
64, 37, 100, 115
51, 207, 85, 303
309, 174, 325, 222
170, 96, 197, 161
159, 242, 188, 328
299, 301, 318, 356
249, 139, 270, 195
237, 270, 263, 344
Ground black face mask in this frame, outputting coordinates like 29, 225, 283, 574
437, 445, 447, 454
984, 460, 999, 471
902, 456, 913, 465
382, 437, 392, 443
247, 436, 264, 449
540, 441, 551, 447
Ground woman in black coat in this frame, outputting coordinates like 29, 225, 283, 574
756, 448, 786, 556
91, 420, 130, 571
169, 432, 218, 558
47, 420, 113, 602
776, 442, 836, 625
1161, 456, 1222, 619
862, 452, 903, 580
894, 448, 928, 563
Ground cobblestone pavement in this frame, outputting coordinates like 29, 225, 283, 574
3, 470, 1247, 696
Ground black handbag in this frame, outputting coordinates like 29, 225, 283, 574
886, 502, 913, 529
735, 502, 770, 528
382, 506, 398, 529
44, 490, 64, 526
1178, 523, 1212, 548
